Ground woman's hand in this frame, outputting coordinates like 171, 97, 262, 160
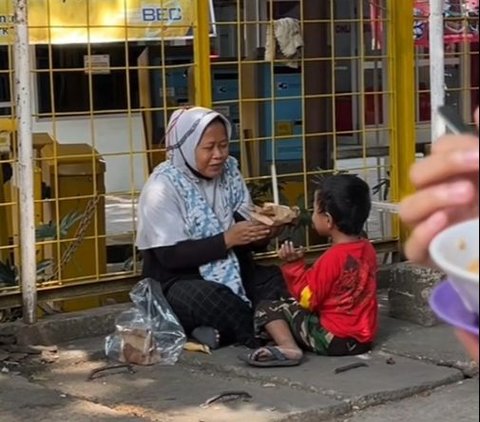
400, 108, 479, 265
267, 225, 285, 239
455, 329, 479, 363
400, 108, 479, 364
278, 241, 304, 263
224, 221, 272, 249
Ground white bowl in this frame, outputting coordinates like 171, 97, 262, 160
429, 218, 479, 315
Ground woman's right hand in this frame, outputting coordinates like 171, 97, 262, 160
224, 221, 272, 249
400, 108, 479, 364
455, 329, 479, 363
400, 108, 479, 265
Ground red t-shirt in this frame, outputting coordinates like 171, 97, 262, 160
281, 239, 378, 343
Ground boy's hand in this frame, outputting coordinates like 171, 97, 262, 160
278, 241, 304, 263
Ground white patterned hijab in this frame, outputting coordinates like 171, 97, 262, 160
166, 107, 232, 175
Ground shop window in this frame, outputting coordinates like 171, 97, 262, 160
0, 47, 10, 116
35, 43, 143, 116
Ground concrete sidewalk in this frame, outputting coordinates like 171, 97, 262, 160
333, 380, 479, 422
0, 293, 478, 421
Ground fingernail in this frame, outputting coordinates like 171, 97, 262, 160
455, 149, 479, 166
445, 181, 473, 199
426, 211, 447, 229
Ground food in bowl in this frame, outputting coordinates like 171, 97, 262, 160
469, 259, 479, 274
429, 218, 479, 315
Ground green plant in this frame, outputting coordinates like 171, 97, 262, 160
246, 179, 288, 205
246, 178, 312, 246
0, 259, 16, 286
0, 258, 53, 286
35, 211, 83, 240
0, 210, 81, 286
311, 168, 353, 186
314, 168, 391, 201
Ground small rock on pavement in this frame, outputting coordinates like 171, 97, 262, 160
0, 350, 9, 362
8, 352, 28, 362
40, 350, 59, 364
0, 335, 16, 346
27, 345, 58, 354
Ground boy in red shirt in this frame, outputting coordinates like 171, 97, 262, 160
246, 174, 378, 366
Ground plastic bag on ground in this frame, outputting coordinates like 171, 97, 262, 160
105, 278, 186, 365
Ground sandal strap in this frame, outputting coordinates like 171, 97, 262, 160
250, 346, 287, 362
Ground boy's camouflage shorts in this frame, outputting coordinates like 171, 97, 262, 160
254, 298, 334, 355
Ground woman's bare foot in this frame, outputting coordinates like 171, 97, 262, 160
192, 326, 221, 350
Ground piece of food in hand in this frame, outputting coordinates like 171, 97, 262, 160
250, 202, 301, 227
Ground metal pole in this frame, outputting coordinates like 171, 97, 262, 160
389, 0, 416, 244
429, 0, 447, 140
193, 0, 212, 107
13, 0, 37, 324
303, 0, 333, 172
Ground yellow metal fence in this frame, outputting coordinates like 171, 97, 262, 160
1, 0, 475, 315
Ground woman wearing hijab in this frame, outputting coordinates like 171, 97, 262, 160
136, 107, 288, 349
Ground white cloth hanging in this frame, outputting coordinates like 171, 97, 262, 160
265, 17, 304, 69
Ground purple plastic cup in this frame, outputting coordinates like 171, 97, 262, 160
429, 280, 479, 336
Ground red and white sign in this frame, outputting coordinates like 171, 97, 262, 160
370, 0, 479, 48
414, 0, 479, 46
